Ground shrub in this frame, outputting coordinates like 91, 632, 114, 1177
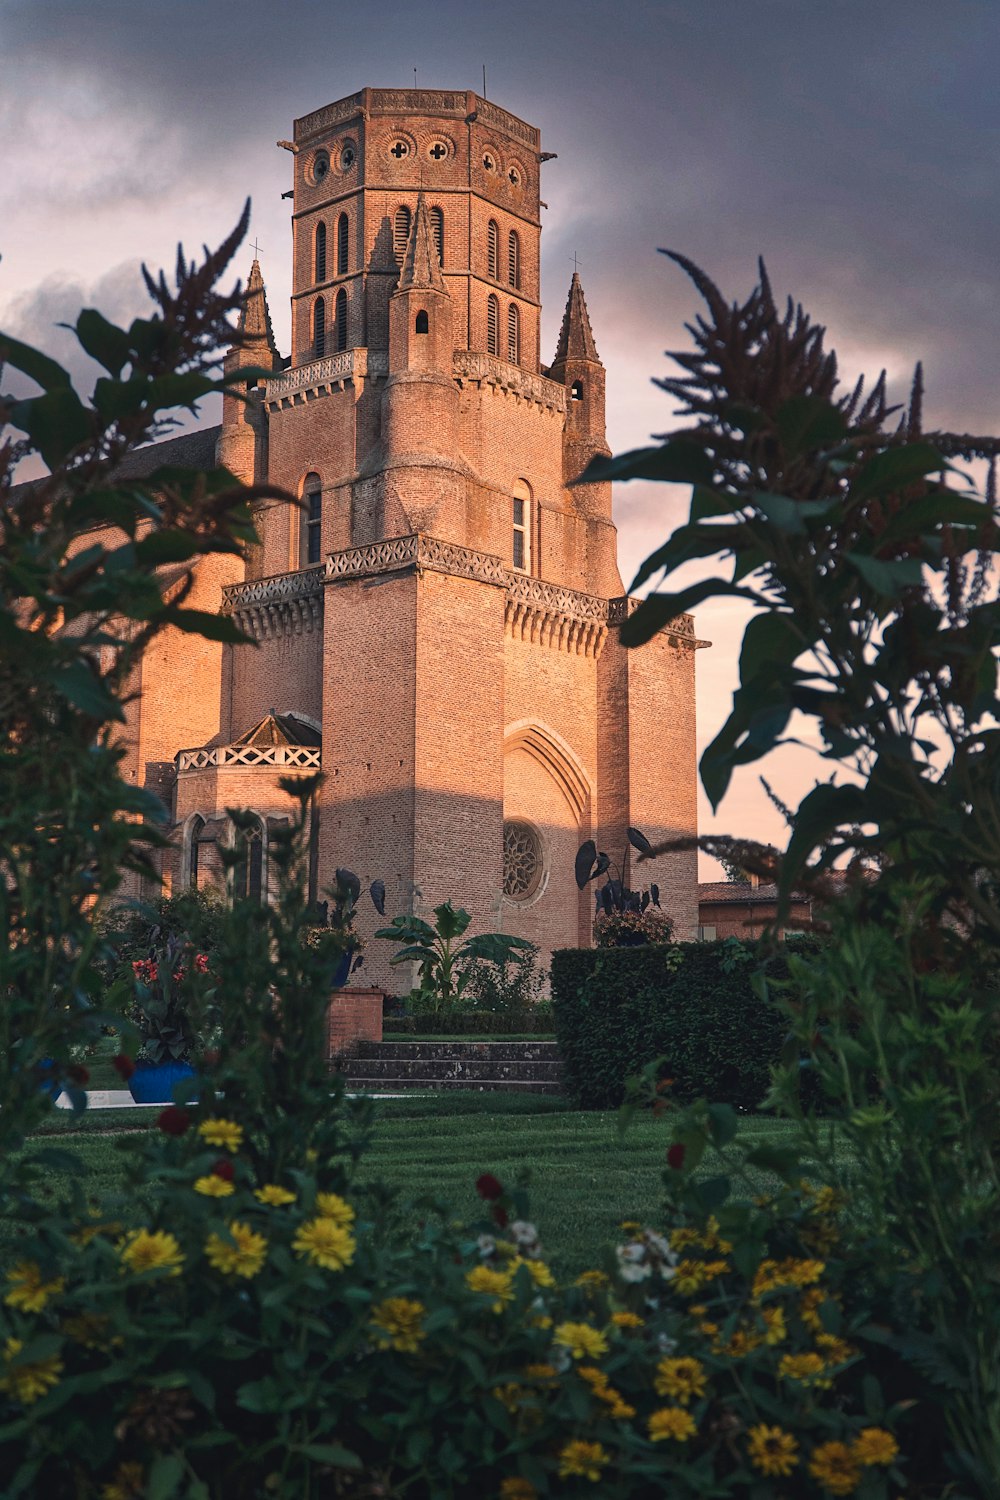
551, 940, 809, 1110
463, 943, 548, 1013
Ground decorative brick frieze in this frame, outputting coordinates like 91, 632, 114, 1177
325, 533, 508, 587
453, 351, 566, 413
476, 97, 540, 150
176, 743, 322, 773
607, 597, 707, 647
264, 349, 388, 409
221, 566, 324, 641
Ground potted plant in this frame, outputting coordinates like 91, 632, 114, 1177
575, 828, 674, 947
126, 933, 208, 1103
305, 868, 386, 989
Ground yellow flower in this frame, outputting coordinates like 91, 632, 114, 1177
672, 1259, 709, 1295
370, 1297, 427, 1353
799, 1286, 828, 1331
558, 1439, 609, 1481
747, 1424, 798, 1477
669, 1226, 702, 1250
575, 1269, 609, 1288
808, 1440, 862, 1495
761, 1304, 787, 1345
465, 1264, 515, 1312
315, 1192, 355, 1228
654, 1356, 707, 1405
4, 1261, 64, 1313
197, 1117, 243, 1151
611, 1311, 644, 1328
0, 1337, 63, 1406
619, 1220, 642, 1233
852, 1427, 899, 1467
779, 1351, 832, 1388
204, 1222, 268, 1278
492, 1382, 524, 1414
753, 1256, 826, 1300
648, 1406, 697, 1442
499, 1479, 537, 1500
194, 1174, 235, 1198
512, 1257, 554, 1288
100, 1461, 145, 1500
62, 1313, 121, 1351
118, 1228, 184, 1277
816, 1333, 856, 1366
719, 1326, 763, 1358
552, 1321, 609, 1360
292, 1216, 356, 1271
71, 1220, 123, 1247
523, 1363, 557, 1381
579, 1368, 634, 1419
254, 1184, 296, 1206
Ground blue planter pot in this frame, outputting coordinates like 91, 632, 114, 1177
332, 951, 354, 988
128, 1060, 196, 1105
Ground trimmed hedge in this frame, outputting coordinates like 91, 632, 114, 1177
383, 1008, 554, 1036
552, 940, 815, 1110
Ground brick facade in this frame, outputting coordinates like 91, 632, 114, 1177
115, 88, 706, 988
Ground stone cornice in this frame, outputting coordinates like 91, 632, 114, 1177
221, 566, 324, 641
607, 596, 707, 648
326, 533, 507, 587
452, 350, 567, 413
264, 350, 388, 409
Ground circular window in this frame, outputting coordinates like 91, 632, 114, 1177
339, 142, 356, 171
310, 150, 330, 185
482, 151, 496, 172
508, 165, 521, 187
503, 821, 542, 901
388, 139, 411, 160
427, 138, 451, 162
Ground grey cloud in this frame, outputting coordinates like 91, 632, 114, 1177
2, 260, 147, 394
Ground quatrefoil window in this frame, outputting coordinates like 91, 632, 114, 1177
503, 820, 542, 900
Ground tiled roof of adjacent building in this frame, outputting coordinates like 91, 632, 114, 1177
111, 424, 222, 480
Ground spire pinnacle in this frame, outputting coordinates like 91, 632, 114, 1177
238, 259, 278, 355
398, 193, 445, 294
551, 271, 600, 367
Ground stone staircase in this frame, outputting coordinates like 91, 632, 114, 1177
334, 1039, 563, 1095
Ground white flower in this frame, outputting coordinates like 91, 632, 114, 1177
477, 1234, 496, 1259
616, 1243, 652, 1282
551, 1344, 572, 1373
656, 1332, 678, 1356
643, 1230, 676, 1265
510, 1220, 541, 1253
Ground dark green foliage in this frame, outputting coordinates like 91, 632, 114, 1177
552, 941, 813, 1110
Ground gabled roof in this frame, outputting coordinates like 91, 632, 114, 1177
111, 424, 222, 481
398, 192, 446, 294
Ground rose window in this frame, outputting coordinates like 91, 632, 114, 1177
503, 821, 542, 900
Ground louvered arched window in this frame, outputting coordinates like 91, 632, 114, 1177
512, 479, 531, 573
313, 297, 325, 357
337, 213, 349, 275
507, 302, 520, 365
486, 294, 500, 356
334, 289, 348, 353
508, 229, 520, 290
314, 222, 326, 282
393, 205, 411, 264
487, 219, 499, 280
430, 206, 444, 266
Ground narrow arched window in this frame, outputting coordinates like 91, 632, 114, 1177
508, 229, 520, 290
415, 309, 429, 334
337, 212, 349, 275
393, 205, 411, 264
507, 302, 520, 365
512, 480, 531, 572
430, 206, 444, 266
315, 222, 326, 282
486, 294, 500, 356
334, 289, 348, 352
571, 379, 584, 402
487, 219, 499, 279
313, 297, 325, 357
302, 472, 322, 565
233, 816, 265, 906
188, 815, 205, 890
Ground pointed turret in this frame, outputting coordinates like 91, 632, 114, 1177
398, 194, 446, 294
217, 259, 281, 487
238, 259, 279, 356
549, 272, 600, 372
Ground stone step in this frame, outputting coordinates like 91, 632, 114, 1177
337, 1057, 562, 1083
350, 1040, 562, 1062
341, 1076, 563, 1095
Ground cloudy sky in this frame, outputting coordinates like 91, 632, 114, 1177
3, 0, 998, 872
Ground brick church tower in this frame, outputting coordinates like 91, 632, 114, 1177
155, 87, 703, 984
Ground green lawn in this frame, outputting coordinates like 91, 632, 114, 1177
19, 1095, 799, 1277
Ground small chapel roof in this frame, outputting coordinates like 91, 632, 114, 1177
237, 259, 278, 355
231, 711, 322, 749
551, 271, 600, 366
398, 192, 445, 294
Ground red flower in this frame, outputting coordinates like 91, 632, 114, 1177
667, 1143, 686, 1170
132, 958, 158, 986
194, 953, 210, 973
212, 1158, 235, 1181
476, 1173, 504, 1202
66, 1064, 89, 1086
158, 1106, 190, 1136
492, 1204, 509, 1228
112, 1053, 136, 1081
